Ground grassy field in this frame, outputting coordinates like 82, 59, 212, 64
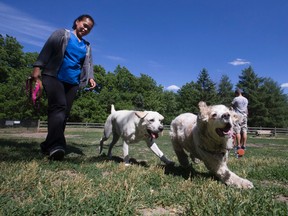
0, 128, 287, 215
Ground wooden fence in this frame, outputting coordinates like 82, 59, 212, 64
37, 121, 288, 136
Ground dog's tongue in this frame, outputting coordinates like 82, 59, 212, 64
223, 129, 232, 137
222, 124, 233, 137
151, 133, 159, 139
216, 127, 232, 137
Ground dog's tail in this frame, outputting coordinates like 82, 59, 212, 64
111, 104, 116, 113
99, 113, 113, 154
99, 106, 115, 154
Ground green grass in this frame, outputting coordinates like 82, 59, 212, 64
0, 129, 287, 215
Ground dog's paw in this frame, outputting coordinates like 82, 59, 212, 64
160, 155, 174, 165
240, 179, 254, 189
232, 178, 254, 189
224, 173, 254, 189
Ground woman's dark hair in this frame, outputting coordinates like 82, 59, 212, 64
72, 14, 95, 29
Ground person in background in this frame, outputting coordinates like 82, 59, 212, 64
31, 14, 96, 160
231, 88, 249, 151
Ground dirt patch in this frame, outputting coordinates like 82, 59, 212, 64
275, 195, 288, 204
247, 143, 261, 147
138, 206, 184, 216
247, 143, 285, 148
261, 180, 288, 190
261, 180, 288, 204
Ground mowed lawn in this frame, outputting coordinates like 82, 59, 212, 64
0, 128, 287, 215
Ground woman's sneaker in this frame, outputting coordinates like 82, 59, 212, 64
49, 147, 65, 161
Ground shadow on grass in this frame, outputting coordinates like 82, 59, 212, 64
89, 153, 215, 182
161, 164, 215, 181
0, 138, 217, 183
88, 153, 149, 167
0, 138, 84, 162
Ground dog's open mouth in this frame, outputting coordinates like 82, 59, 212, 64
147, 129, 159, 139
215, 123, 232, 137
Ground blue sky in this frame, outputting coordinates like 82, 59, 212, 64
1, 0, 288, 93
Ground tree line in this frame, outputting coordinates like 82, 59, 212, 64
1, 34, 288, 127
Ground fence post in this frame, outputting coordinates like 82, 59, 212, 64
37, 119, 40, 133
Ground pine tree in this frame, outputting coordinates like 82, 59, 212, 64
195, 68, 219, 105
217, 75, 234, 107
236, 66, 288, 127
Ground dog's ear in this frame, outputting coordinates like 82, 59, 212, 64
230, 110, 242, 123
111, 104, 116, 113
135, 111, 148, 119
198, 101, 210, 121
198, 101, 207, 109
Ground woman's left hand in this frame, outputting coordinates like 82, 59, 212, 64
89, 79, 97, 90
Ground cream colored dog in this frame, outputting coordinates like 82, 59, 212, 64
170, 101, 253, 189
99, 105, 173, 165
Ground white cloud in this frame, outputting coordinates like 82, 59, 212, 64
0, 2, 55, 49
148, 60, 163, 68
228, 58, 251, 66
280, 83, 288, 88
105, 55, 126, 61
165, 85, 180, 91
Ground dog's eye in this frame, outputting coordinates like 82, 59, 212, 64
212, 113, 217, 118
149, 119, 155, 122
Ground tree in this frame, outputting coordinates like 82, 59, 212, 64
177, 81, 200, 114
135, 74, 164, 111
114, 65, 137, 93
0, 35, 25, 83
70, 91, 105, 122
258, 78, 288, 127
236, 66, 263, 126
195, 68, 219, 105
114, 66, 138, 110
217, 75, 234, 107
236, 66, 288, 127
92, 64, 106, 93
1, 35, 288, 127
0, 34, 42, 120
161, 90, 178, 124
176, 69, 218, 114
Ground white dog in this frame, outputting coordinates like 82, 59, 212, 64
169, 101, 253, 189
99, 105, 173, 165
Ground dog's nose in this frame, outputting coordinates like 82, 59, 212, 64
159, 126, 164, 131
222, 113, 230, 120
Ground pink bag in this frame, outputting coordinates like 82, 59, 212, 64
26, 77, 43, 108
